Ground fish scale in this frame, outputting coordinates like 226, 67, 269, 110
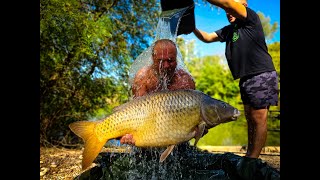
69, 89, 240, 170
133, 91, 201, 146
97, 91, 192, 145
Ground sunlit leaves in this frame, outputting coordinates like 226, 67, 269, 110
40, 0, 159, 144
257, 11, 278, 41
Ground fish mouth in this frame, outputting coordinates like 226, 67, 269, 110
231, 109, 241, 120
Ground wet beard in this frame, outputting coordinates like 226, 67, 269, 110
159, 71, 174, 90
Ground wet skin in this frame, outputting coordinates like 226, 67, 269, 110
122, 39, 196, 145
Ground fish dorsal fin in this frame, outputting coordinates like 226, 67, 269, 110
160, 145, 175, 162
194, 121, 206, 147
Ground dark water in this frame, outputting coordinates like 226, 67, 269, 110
76, 145, 280, 180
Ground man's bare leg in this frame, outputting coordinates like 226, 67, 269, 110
244, 105, 269, 158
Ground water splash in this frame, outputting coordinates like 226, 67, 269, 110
128, 5, 194, 89
77, 146, 280, 179
155, 6, 189, 42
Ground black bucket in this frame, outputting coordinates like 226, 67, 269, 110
160, 0, 195, 35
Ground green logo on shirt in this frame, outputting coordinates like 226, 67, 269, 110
232, 24, 239, 42
232, 31, 239, 42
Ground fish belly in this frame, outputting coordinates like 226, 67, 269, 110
133, 101, 201, 147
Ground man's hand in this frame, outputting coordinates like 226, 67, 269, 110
120, 134, 136, 145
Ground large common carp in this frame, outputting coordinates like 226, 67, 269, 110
69, 89, 241, 170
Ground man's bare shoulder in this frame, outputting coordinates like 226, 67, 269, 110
135, 66, 152, 79
176, 69, 193, 78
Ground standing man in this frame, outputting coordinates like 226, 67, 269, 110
193, 0, 279, 159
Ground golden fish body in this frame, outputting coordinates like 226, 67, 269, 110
95, 89, 202, 147
69, 89, 240, 170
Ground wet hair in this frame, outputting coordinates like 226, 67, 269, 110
152, 39, 177, 56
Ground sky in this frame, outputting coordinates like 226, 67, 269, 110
179, 0, 280, 57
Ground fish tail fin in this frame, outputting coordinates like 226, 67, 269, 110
69, 121, 107, 170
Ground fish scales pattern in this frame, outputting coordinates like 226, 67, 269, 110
136, 91, 201, 146
95, 90, 202, 147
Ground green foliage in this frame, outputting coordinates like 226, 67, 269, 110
40, 0, 159, 145
185, 54, 245, 146
268, 42, 280, 78
190, 115, 248, 146
176, 37, 196, 62
177, 37, 241, 108
268, 42, 280, 111
191, 111, 280, 146
257, 11, 279, 41
187, 56, 241, 108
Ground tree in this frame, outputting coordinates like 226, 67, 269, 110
40, 0, 160, 145
177, 37, 241, 108
176, 37, 197, 63
268, 42, 280, 111
257, 11, 279, 41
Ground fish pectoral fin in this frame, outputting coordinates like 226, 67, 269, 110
194, 122, 206, 147
160, 145, 175, 163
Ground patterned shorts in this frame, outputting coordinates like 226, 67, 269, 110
239, 71, 279, 109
